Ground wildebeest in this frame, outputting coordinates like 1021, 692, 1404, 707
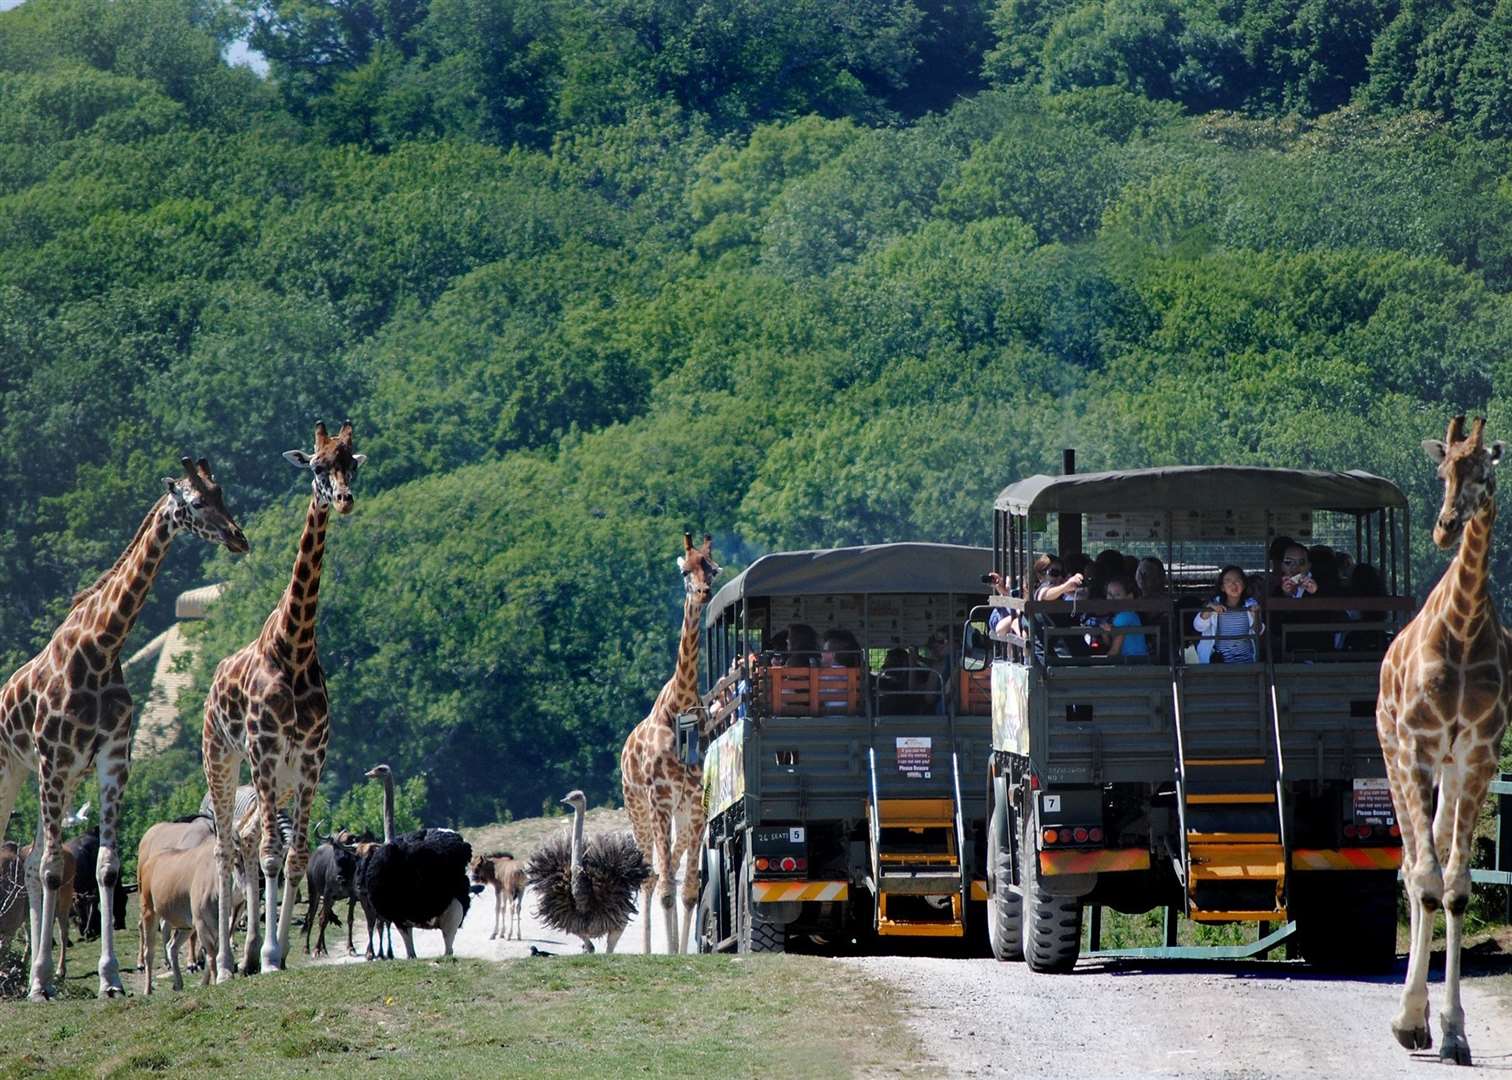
303, 835, 359, 957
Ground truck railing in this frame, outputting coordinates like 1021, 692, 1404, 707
1170, 666, 1192, 904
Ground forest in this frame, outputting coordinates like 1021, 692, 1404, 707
2, 0, 1512, 843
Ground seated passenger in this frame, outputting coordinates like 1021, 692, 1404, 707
877, 647, 919, 715
1032, 553, 1088, 658
818, 629, 862, 713
1095, 576, 1148, 661
782, 623, 821, 667
1274, 544, 1332, 654
919, 626, 955, 713
1340, 562, 1388, 652
985, 571, 1019, 638
1193, 565, 1261, 663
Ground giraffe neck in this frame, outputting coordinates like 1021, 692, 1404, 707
68, 496, 177, 663
259, 495, 328, 667
658, 591, 705, 728
1440, 499, 1497, 632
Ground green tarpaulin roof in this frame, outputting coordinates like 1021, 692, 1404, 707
706, 542, 992, 626
995, 466, 1407, 515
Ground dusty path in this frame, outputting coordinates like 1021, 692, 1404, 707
842, 953, 1512, 1078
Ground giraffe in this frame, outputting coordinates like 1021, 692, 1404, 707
621, 532, 721, 954
1378, 415, 1512, 1066
202, 420, 364, 979
0, 459, 247, 999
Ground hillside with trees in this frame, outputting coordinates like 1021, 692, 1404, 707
2, 0, 1511, 837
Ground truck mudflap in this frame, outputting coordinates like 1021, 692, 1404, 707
1039, 848, 1151, 875
751, 880, 849, 902
1290, 847, 1403, 871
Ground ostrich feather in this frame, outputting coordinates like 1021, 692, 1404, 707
526, 832, 651, 940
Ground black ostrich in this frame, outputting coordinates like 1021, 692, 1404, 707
526, 790, 651, 953
356, 764, 472, 959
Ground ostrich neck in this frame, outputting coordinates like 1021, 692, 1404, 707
381, 775, 395, 844
569, 804, 585, 889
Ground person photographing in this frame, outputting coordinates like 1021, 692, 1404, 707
1192, 565, 1261, 663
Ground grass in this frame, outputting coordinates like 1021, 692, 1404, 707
0, 947, 921, 1080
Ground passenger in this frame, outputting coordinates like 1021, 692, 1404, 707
877, 647, 918, 715
1091, 549, 1126, 598
1245, 573, 1267, 604
919, 626, 955, 713
783, 623, 821, 667
1334, 549, 1356, 590
819, 629, 862, 713
1095, 576, 1148, 661
1032, 553, 1088, 659
1274, 543, 1332, 654
1267, 535, 1296, 586
1122, 554, 1140, 582
1135, 556, 1170, 660
985, 571, 1019, 638
766, 628, 789, 663
1307, 546, 1339, 596
1340, 563, 1387, 652
1193, 565, 1261, 663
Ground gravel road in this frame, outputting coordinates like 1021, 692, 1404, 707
842, 952, 1512, 1078
315, 842, 1511, 1079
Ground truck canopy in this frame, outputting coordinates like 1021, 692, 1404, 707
995, 466, 1407, 515
705, 542, 992, 626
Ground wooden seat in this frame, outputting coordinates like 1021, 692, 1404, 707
958, 667, 990, 715
767, 665, 861, 716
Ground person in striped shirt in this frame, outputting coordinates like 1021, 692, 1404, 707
1192, 565, 1261, 663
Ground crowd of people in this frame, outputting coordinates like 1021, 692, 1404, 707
986, 538, 1390, 664
760, 623, 960, 715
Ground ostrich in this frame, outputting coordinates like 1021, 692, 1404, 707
357, 764, 472, 959
526, 790, 651, 953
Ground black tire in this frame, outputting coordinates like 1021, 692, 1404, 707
1020, 814, 1082, 973
987, 812, 1024, 962
737, 854, 786, 954
1293, 871, 1398, 974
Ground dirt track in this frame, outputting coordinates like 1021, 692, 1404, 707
844, 952, 1512, 1078
316, 829, 1512, 1078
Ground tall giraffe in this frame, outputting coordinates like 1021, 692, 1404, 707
0, 459, 247, 999
621, 532, 721, 953
202, 420, 364, 979
1378, 415, 1512, 1066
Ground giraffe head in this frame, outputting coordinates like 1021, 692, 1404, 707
676, 532, 721, 605
163, 457, 249, 553
283, 419, 366, 515
1424, 415, 1505, 549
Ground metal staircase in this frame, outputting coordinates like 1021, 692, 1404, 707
1173, 669, 1288, 922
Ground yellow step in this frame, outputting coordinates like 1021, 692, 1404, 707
1187, 832, 1280, 844
874, 798, 955, 826
1187, 793, 1276, 805
1190, 908, 1288, 923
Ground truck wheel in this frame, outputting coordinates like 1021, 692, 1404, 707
737, 855, 786, 954
1020, 816, 1082, 973
987, 812, 1023, 962
1293, 871, 1398, 974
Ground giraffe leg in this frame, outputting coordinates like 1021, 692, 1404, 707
275, 779, 317, 966
203, 738, 242, 984
675, 794, 707, 955
255, 773, 286, 973
28, 762, 75, 1002
1391, 750, 1440, 1051
654, 814, 678, 954
1437, 761, 1492, 1066
625, 790, 659, 954
93, 732, 130, 998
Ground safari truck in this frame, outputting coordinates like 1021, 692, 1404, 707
690, 543, 996, 954
984, 465, 1412, 972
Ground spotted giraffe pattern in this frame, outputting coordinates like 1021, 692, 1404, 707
0, 459, 246, 999
202, 420, 364, 979
1377, 415, 1512, 1066
621, 533, 720, 954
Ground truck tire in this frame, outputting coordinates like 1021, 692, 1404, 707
1020, 815, 1082, 973
987, 812, 1024, 962
1293, 871, 1398, 974
737, 855, 786, 954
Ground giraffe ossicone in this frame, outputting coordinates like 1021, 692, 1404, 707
202, 419, 364, 981
0, 457, 247, 1000
1379, 414, 1511, 1066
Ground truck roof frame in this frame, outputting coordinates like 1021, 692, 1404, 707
995, 465, 1407, 516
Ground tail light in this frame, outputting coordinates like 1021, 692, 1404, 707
1072, 827, 1089, 843
1343, 824, 1357, 839
755, 857, 770, 871
1358, 825, 1373, 839
1389, 824, 1401, 838
1042, 828, 1059, 845
1088, 827, 1104, 843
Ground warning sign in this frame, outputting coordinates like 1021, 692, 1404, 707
897, 736, 932, 779
1352, 777, 1396, 828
